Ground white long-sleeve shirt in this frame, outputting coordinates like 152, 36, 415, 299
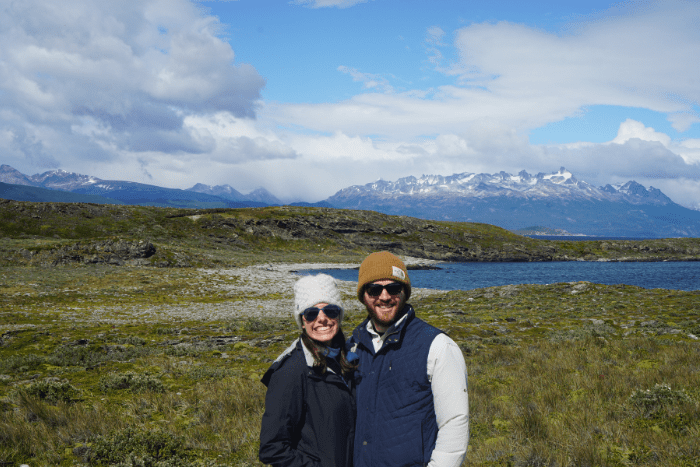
365, 317, 470, 467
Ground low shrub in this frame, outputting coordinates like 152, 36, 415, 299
82, 427, 192, 466
628, 383, 695, 419
99, 372, 166, 394
16, 379, 82, 404
0, 353, 45, 373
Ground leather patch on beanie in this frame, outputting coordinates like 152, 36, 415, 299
392, 266, 406, 280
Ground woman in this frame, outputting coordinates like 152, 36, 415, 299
259, 273, 357, 467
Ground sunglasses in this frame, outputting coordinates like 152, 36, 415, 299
365, 282, 404, 297
302, 304, 342, 322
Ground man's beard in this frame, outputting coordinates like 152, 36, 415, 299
366, 303, 406, 330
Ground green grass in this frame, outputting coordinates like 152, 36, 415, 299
1, 263, 699, 466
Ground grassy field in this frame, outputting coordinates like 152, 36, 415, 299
1, 263, 699, 466
1, 200, 700, 466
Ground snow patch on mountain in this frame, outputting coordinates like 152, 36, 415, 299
30, 169, 101, 191
328, 167, 671, 205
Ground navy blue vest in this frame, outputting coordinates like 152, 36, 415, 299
351, 306, 442, 467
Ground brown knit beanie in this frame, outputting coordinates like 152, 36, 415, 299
357, 251, 411, 303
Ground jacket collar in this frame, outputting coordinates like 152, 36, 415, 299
354, 304, 415, 354
262, 338, 345, 385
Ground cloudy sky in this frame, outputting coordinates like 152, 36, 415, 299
2, 0, 700, 207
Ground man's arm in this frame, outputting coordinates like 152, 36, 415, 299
427, 334, 470, 467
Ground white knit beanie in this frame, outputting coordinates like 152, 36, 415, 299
293, 273, 344, 329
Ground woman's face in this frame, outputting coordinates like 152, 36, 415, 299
302, 302, 339, 343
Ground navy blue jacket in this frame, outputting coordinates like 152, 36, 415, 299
259, 339, 356, 467
351, 306, 443, 467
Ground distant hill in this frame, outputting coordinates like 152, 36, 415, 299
72, 180, 267, 209
511, 226, 578, 236
187, 183, 282, 205
186, 183, 249, 202
2, 200, 700, 267
0, 182, 122, 205
289, 200, 335, 208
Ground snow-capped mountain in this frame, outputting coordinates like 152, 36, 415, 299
245, 187, 282, 205
29, 169, 101, 191
0, 165, 270, 209
329, 168, 672, 205
186, 183, 281, 205
325, 168, 700, 237
0, 165, 35, 186
1, 165, 102, 191
187, 183, 247, 202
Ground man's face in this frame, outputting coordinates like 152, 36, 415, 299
363, 279, 406, 332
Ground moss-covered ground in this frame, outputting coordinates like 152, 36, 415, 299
1, 263, 699, 466
3, 200, 700, 267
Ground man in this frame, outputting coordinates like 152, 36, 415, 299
350, 251, 469, 467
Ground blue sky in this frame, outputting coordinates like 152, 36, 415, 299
2, 0, 700, 207
209, 0, 625, 104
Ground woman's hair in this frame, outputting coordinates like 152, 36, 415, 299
301, 328, 358, 378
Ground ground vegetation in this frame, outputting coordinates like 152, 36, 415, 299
1, 199, 699, 466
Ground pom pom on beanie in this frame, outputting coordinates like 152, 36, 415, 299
356, 251, 411, 303
293, 273, 344, 329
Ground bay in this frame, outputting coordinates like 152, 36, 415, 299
300, 261, 700, 292
526, 235, 655, 241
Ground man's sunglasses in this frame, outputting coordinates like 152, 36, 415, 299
302, 304, 342, 322
365, 282, 404, 297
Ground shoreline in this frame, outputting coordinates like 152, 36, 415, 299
50, 258, 448, 327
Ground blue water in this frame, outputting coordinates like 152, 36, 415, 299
299, 261, 700, 292
526, 235, 657, 241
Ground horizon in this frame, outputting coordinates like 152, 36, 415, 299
1, 0, 699, 208
3, 163, 683, 207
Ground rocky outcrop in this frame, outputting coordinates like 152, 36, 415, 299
19, 240, 156, 266
195, 208, 700, 262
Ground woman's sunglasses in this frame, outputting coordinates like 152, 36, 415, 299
302, 304, 342, 321
365, 282, 404, 297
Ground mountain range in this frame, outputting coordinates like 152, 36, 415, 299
0, 165, 279, 209
327, 168, 700, 238
2, 164, 700, 238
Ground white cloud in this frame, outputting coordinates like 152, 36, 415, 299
184, 112, 299, 164
677, 138, 700, 165
337, 66, 394, 93
0, 0, 265, 169
449, 1, 700, 119
654, 178, 700, 210
425, 26, 447, 67
612, 119, 671, 146
290, 0, 369, 8
525, 120, 700, 196
668, 112, 700, 133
